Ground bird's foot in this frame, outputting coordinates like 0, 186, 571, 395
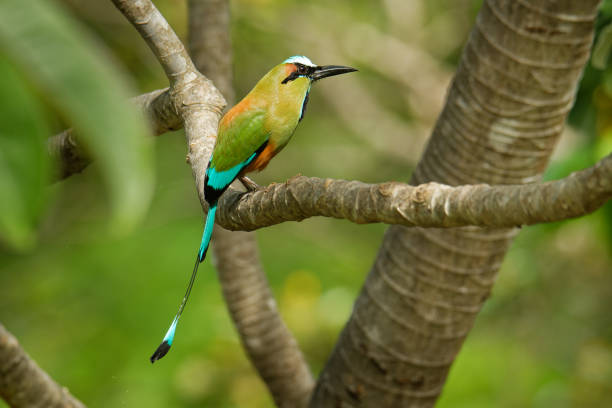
239, 176, 260, 192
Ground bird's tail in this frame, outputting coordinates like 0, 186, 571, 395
150, 204, 217, 363
197, 204, 217, 262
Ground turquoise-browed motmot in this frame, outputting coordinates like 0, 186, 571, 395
150, 56, 356, 362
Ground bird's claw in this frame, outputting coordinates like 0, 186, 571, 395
239, 176, 260, 192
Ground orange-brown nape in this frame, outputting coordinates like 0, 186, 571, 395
219, 97, 253, 129
284, 63, 298, 76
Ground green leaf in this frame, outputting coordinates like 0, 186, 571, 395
0, 58, 49, 250
592, 23, 612, 70
0, 0, 154, 233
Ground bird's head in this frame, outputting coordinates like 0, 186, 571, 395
280, 55, 357, 85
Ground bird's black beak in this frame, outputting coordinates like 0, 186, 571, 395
311, 65, 357, 81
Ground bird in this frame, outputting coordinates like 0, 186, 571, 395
150, 55, 356, 363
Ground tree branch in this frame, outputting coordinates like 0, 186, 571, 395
51, 1, 225, 188
216, 153, 611, 231
212, 228, 315, 407
131, 87, 182, 135
110, 0, 226, 200
110, 0, 198, 87
47, 88, 181, 181
0, 323, 85, 408
47, 128, 89, 181
50, 84, 611, 235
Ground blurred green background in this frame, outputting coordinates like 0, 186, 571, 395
1, 0, 611, 407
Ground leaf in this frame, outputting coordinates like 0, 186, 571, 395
0, 0, 154, 233
0, 58, 49, 250
592, 23, 612, 70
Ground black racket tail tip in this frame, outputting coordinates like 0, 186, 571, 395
150, 340, 171, 363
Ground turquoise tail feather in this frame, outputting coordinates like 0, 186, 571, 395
198, 204, 217, 261
150, 204, 217, 363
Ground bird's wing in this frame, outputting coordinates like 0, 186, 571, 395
204, 109, 269, 203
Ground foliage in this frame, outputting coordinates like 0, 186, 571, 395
0, 0, 153, 250
0, 58, 49, 250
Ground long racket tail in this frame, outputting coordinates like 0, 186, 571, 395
150, 205, 217, 363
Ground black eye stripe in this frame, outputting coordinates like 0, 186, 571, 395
281, 71, 299, 84
282, 64, 314, 84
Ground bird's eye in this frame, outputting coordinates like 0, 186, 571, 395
297, 64, 307, 75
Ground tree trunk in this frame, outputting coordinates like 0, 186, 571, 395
310, 0, 602, 406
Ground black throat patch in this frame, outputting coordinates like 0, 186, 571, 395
299, 90, 310, 122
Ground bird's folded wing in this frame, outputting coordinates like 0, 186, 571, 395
204, 109, 270, 202
211, 109, 269, 172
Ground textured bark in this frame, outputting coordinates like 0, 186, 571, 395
187, 1, 315, 407
131, 88, 182, 136
47, 128, 89, 181
111, 0, 200, 87
47, 88, 181, 181
212, 228, 315, 407
0, 324, 85, 408
216, 154, 611, 231
310, 1, 603, 407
